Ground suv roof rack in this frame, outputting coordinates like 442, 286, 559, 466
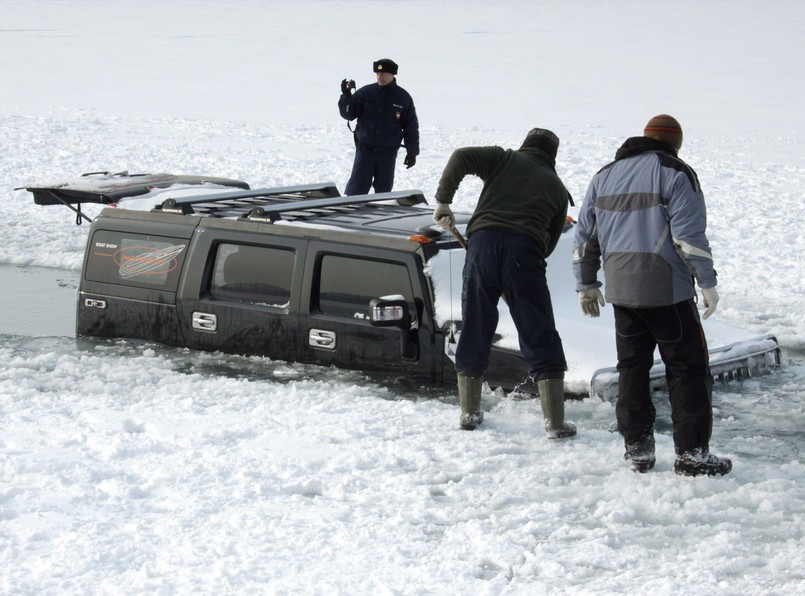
154, 182, 340, 210
153, 185, 427, 219
21, 171, 429, 227
238, 191, 428, 223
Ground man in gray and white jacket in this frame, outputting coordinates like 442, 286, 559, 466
572, 114, 731, 477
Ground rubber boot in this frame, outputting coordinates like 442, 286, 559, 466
537, 378, 576, 439
457, 374, 484, 430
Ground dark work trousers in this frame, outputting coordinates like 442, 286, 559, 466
344, 141, 399, 195
456, 229, 567, 380
613, 299, 713, 455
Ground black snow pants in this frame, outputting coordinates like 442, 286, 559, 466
613, 299, 714, 455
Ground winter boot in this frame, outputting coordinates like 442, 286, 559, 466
537, 378, 576, 439
624, 435, 656, 473
673, 448, 732, 477
457, 374, 484, 431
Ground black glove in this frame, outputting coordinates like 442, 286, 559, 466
341, 79, 355, 96
404, 153, 416, 169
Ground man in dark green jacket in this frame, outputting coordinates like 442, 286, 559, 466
433, 128, 575, 437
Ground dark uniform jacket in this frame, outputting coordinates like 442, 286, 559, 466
338, 79, 419, 155
434, 146, 570, 257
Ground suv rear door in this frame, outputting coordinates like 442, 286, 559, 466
78, 213, 194, 345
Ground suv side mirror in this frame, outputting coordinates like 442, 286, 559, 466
370, 296, 410, 328
369, 296, 418, 360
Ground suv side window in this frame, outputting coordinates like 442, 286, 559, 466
85, 230, 187, 290
210, 243, 294, 308
317, 255, 414, 320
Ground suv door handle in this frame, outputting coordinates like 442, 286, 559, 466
309, 329, 336, 349
192, 312, 218, 332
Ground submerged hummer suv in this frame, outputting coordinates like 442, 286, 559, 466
22, 171, 781, 398
24, 171, 538, 393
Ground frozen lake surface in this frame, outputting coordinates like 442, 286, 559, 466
1, 0, 803, 593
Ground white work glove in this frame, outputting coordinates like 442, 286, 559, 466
579, 288, 605, 318
433, 202, 455, 230
701, 286, 719, 320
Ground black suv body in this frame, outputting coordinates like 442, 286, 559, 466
25, 172, 531, 392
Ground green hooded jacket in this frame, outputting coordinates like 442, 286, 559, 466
434, 145, 570, 256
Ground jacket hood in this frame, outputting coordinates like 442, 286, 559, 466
615, 136, 678, 161
517, 146, 556, 171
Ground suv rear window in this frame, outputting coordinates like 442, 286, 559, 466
85, 230, 187, 290
210, 243, 294, 308
317, 255, 414, 319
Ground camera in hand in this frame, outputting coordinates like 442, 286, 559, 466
341, 78, 356, 96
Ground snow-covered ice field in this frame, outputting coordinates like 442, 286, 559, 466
1, 1, 803, 593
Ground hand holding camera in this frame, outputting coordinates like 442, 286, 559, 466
341, 79, 356, 96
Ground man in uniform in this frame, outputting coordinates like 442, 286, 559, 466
338, 58, 419, 195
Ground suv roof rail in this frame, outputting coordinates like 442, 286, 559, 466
153, 184, 427, 218
152, 182, 341, 214
237, 191, 428, 223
